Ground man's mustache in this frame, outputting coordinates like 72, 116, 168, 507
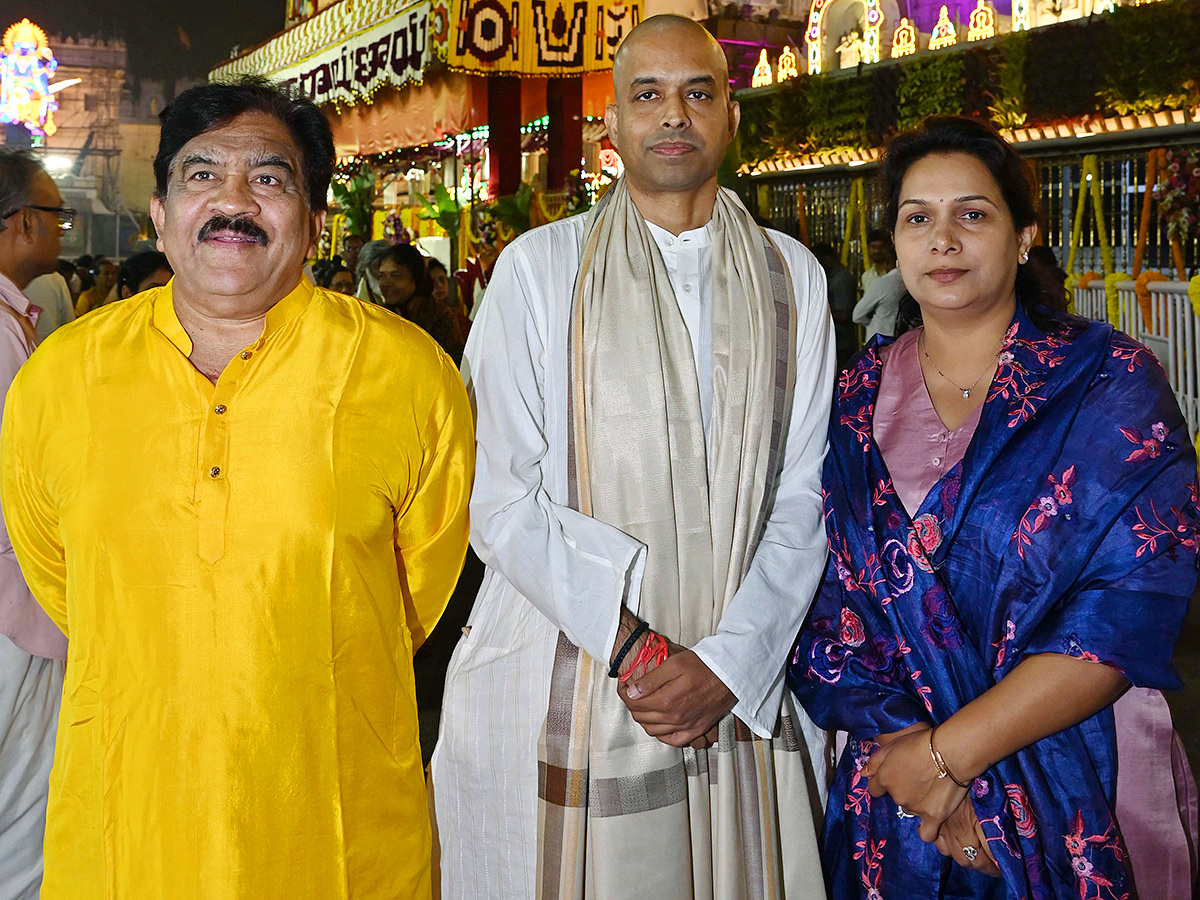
197, 216, 269, 245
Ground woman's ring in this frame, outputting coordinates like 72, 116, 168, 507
962, 845, 979, 862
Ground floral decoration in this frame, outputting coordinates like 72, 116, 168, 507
1152, 146, 1200, 241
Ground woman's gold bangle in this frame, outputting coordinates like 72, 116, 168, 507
929, 727, 971, 789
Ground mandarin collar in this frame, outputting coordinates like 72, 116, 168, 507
152, 276, 315, 356
645, 218, 713, 251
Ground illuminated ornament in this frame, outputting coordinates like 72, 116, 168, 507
752, 48, 774, 88
928, 5, 958, 50
1012, 0, 1030, 30
967, 0, 995, 40
804, 0, 828, 74
0, 19, 75, 137
1093, 0, 1115, 9
862, 0, 883, 64
777, 44, 799, 82
891, 17, 917, 57
598, 147, 623, 175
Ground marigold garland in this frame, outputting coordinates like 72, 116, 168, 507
1134, 270, 1168, 329
1104, 271, 1130, 329
1188, 274, 1200, 320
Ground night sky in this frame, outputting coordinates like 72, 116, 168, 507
0, 0, 282, 81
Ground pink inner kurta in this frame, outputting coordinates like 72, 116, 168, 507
874, 328, 1199, 897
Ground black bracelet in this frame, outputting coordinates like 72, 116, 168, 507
608, 620, 649, 678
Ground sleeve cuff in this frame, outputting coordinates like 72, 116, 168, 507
691, 639, 781, 738
586, 540, 647, 667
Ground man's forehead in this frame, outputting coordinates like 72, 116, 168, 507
615, 35, 726, 90
173, 112, 302, 169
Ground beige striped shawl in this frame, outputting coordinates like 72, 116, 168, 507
536, 179, 826, 900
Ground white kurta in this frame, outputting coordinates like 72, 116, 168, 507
431, 214, 835, 899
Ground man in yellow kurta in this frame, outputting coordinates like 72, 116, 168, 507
0, 77, 473, 900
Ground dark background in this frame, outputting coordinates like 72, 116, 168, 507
0, 0, 280, 81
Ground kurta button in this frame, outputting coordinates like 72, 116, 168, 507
209, 466, 221, 478
214, 404, 227, 415
241, 351, 253, 360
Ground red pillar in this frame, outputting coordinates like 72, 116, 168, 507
487, 76, 522, 198
546, 77, 583, 190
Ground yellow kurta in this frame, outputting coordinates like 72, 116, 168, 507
0, 279, 473, 899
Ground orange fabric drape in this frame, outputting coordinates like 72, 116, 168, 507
329, 71, 488, 158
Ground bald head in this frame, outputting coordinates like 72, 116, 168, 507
613, 15, 729, 97
603, 14, 738, 218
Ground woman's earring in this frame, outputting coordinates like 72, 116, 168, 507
1021, 251, 1029, 263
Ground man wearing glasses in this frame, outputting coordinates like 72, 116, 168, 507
0, 148, 70, 900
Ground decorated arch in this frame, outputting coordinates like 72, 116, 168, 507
805, 0, 900, 74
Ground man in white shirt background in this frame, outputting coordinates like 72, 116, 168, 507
432, 16, 833, 899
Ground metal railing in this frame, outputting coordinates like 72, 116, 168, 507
1074, 280, 1199, 439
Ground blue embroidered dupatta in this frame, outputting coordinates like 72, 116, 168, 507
789, 308, 1199, 900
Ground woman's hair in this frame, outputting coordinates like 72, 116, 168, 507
427, 258, 447, 276
379, 243, 433, 298
881, 116, 1068, 335
313, 261, 351, 288
355, 239, 391, 282
117, 251, 171, 297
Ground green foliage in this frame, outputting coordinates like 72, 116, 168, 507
330, 167, 377, 240
734, 90, 780, 171
896, 53, 966, 133
1098, 0, 1200, 115
989, 32, 1027, 128
805, 73, 871, 153
488, 182, 534, 235
416, 182, 462, 237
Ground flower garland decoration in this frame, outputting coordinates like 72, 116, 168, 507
1134, 270, 1167, 330
1188, 274, 1200, 320
1066, 155, 1113, 279
1152, 147, 1200, 241
1064, 272, 1079, 315
1104, 271, 1131, 329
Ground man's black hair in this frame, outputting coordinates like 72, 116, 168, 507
0, 149, 45, 231
866, 228, 892, 246
117, 250, 172, 297
154, 76, 334, 212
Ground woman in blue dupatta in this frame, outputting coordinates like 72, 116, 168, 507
790, 116, 1199, 899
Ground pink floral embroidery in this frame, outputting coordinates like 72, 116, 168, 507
1013, 466, 1076, 558
873, 478, 894, 507
1062, 811, 1127, 900
1119, 424, 1170, 462
989, 324, 1069, 427
906, 513, 941, 573
839, 608, 866, 647
1130, 499, 1199, 558
993, 619, 1016, 668
1006, 784, 1038, 839
1110, 333, 1152, 373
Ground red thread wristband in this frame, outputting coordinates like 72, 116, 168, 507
618, 632, 669, 683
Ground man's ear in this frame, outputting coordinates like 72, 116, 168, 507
728, 99, 740, 139
309, 209, 328, 259
150, 194, 166, 253
603, 103, 620, 155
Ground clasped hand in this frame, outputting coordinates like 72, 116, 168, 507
863, 725, 999, 876
617, 636, 735, 749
